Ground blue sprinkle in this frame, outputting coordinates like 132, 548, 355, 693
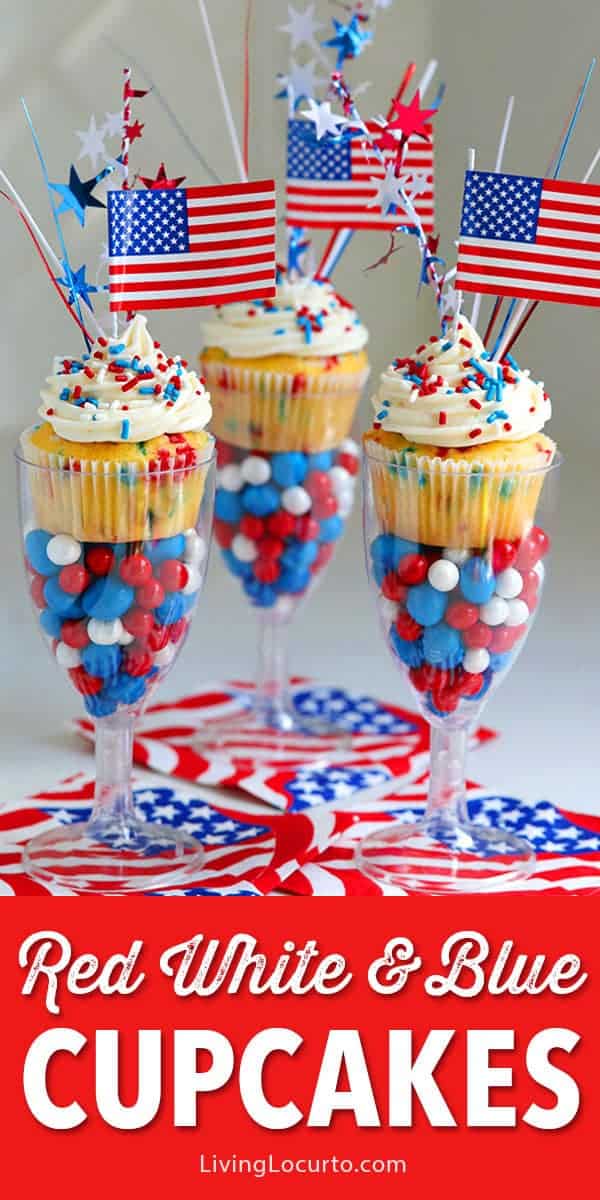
274, 328, 286, 335
109, 343, 125, 353
481, 350, 491, 360
376, 411, 388, 421
138, 386, 155, 394
441, 340, 452, 351
506, 353, 520, 371
60, 387, 70, 401
486, 409, 509, 424
406, 374, 423, 386
113, 357, 132, 368
121, 419, 130, 439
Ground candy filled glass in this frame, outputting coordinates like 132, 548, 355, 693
357, 446, 561, 894
17, 443, 215, 894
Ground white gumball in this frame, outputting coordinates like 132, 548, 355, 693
464, 648, 490, 674
442, 546, 471, 566
428, 559, 459, 593
533, 560, 546, 583
119, 628, 136, 646
153, 642, 176, 669
504, 598, 530, 627
218, 464, 244, 492
282, 485, 311, 516
339, 437, 359, 457
55, 642, 81, 668
329, 465, 352, 495
231, 533, 258, 563
480, 596, 509, 626
182, 566, 202, 595
337, 493, 354, 519
241, 455, 271, 485
495, 568, 523, 600
47, 533, 81, 566
183, 529, 207, 565
380, 597, 399, 625
88, 617, 124, 645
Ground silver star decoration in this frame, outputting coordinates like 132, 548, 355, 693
403, 170, 430, 199
76, 114, 107, 172
277, 59, 324, 113
102, 110, 124, 139
440, 282, 461, 322
279, 3, 323, 50
368, 162, 407, 214
301, 98, 348, 140
373, 0, 394, 9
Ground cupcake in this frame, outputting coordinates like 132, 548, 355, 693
364, 316, 555, 548
21, 314, 213, 543
200, 273, 370, 452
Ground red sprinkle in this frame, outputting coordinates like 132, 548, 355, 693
93, 350, 104, 360
438, 411, 447, 425
97, 336, 108, 347
120, 377, 138, 392
83, 366, 94, 379
469, 399, 482, 410
504, 422, 512, 432
46, 408, 55, 416
459, 337, 472, 348
73, 386, 82, 400
469, 428, 482, 439
154, 385, 162, 395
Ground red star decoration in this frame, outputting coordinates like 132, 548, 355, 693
387, 90, 436, 141
126, 120, 145, 144
426, 233, 440, 256
139, 162, 187, 190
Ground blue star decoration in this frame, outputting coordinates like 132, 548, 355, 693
322, 15, 372, 69
55, 261, 99, 312
49, 164, 106, 227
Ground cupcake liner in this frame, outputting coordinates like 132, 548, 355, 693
201, 360, 369, 452
365, 439, 555, 549
20, 430, 213, 544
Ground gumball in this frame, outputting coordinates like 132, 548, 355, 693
281, 542, 318, 570
489, 651, 512, 673
123, 648, 154, 677
258, 536, 285, 560
271, 452, 307, 488
463, 669, 493, 703
122, 608, 154, 640
56, 641, 81, 669
103, 674, 147, 706
329, 466, 352, 495
213, 518, 235, 549
87, 618, 124, 646
147, 624, 170, 652
83, 693, 118, 718
395, 609, 423, 642
407, 582, 448, 627
183, 530, 207, 565
423, 623, 464, 668
159, 560, 189, 592
492, 538, 517, 573
479, 596, 509, 627
409, 665, 433, 693
43, 577, 85, 619
489, 625, 521, 654
69, 666, 104, 696
371, 534, 418, 575
239, 515, 265, 540
243, 577, 278, 607
59, 563, 91, 595
339, 437, 360, 457
459, 556, 496, 605
82, 577, 134, 621
218, 463, 244, 492
460, 672, 485, 698
153, 642, 177, 669
136, 578, 166, 610
30, 573, 47, 609
464, 647, 490, 674
318, 516, 343, 543
381, 572, 408, 604
281, 486, 312, 516
305, 471, 331, 498
429, 685, 460, 715
313, 543, 335, 570
61, 619, 90, 650
504, 598, 529, 627
463, 622, 492, 649
295, 516, 320, 543
81, 643, 122, 679
277, 565, 311, 594
337, 491, 355, 520
337, 451, 359, 475
267, 511, 296, 539
390, 627, 424, 667
182, 567, 202, 596
216, 440, 236, 467
519, 570, 539, 609
398, 553, 429, 586
222, 549, 254, 580
515, 527, 550, 570
215, 490, 243, 523
446, 601, 478, 631
169, 618, 189, 644
40, 609, 63, 639
47, 533, 81, 567
25, 530, 61, 577
119, 629, 136, 647
312, 493, 338, 520
494, 568, 523, 600
231, 534, 258, 563
241, 455, 272, 486
307, 450, 333, 471
254, 559, 281, 584
442, 547, 471, 566
119, 554, 152, 587
242, 484, 280, 517
427, 559, 460, 593
86, 546, 114, 576
154, 594, 186, 626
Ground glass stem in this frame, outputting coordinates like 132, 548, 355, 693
424, 724, 470, 826
89, 714, 136, 830
254, 611, 292, 723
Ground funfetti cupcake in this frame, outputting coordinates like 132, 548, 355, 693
364, 316, 556, 549
200, 272, 370, 453
21, 314, 213, 543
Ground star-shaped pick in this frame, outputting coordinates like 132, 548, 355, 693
387, 90, 436, 141
139, 162, 187, 189
55, 261, 98, 312
126, 119, 144, 144
275, 59, 324, 112
440, 281, 461, 322
75, 114, 106, 172
322, 16, 372, 70
103, 111, 124, 138
368, 162, 407, 215
279, 3, 323, 50
301, 98, 348, 140
49, 165, 106, 226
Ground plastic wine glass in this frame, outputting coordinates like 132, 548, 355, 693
17, 442, 215, 894
356, 447, 561, 894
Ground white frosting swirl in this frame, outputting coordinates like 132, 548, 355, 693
372, 317, 551, 447
40, 315, 212, 444
201, 275, 368, 358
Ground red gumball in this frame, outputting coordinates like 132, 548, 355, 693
136, 578, 166, 610
409, 665, 430, 693
159, 559, 189, 592
216, 441, 236, 467
312, 494, 338, 520
119, 553, 152, 587
30, 573, 47, 610
69, 666, 103, 696
147, 624, 170, 652
267, 511, 297, 539
240, 514, 265, 540
336, 451, 359, 475
254, 559, 281, 584
446, 600, 479, 630
169, 618, 188, 644
124, 648, 154, 677
314, 543, 335, 569
459, 672, 485, 697
59, 563, 91, 595
431, 684, 460, 714
397, 553, 428, 586
381, 572, 408, 603
395, 608, 423, 642
61, 619, 90, 650
519, 569, 540, 609
489, 626, 520, 654
258, 536, 284, 560
305, 470, 331, 498
295, 516, 320, 543
214, 518, 235, 549
515, 527, 550, 570
122, 608, 154, 640
85, 546, 114, 576
463, 622, 492, 649
492, 538, 518, 574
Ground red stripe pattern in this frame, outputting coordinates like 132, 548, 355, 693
108, 180, 277, 311
456, 169, 600, 307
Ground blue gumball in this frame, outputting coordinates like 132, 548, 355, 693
278, 565, 311, 594
84, 693, 118, 718
307, 450, 333, 471
319, 515, 344, 543
489, 651, 512, 673
281, 541, 318, 570
39, 608, 63, 639
460, 556, 496, 605
242, 483, 280, 518
243, 577, 278, 607
25, 530, 60, 577
144, 534, 186, 564
81, 643, 122, 680
221, 549, 253, 580
215, 490, 243, 523
43, 576, 85, 619
271, 452, 307, 488
390, 627, 424, 667
179, 591, 198, 615
423, 623, 464, 668
407, 582, 448, 627
155, 594, 186, 626
104, 674, 148, 706
370, 533, 418, 578
82, 577, 134, 621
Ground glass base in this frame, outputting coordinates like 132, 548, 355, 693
193, 699, 353, 760
354, 817, 535, 895
22, 817, 205, 895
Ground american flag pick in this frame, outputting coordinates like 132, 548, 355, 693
456, 169, 600, 306
107, 179, 277, 311
286, 119, 434, 232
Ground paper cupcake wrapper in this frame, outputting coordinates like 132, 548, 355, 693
20, 432, 211, 544
366, 442, 554, 548
201, 360, 370, 452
